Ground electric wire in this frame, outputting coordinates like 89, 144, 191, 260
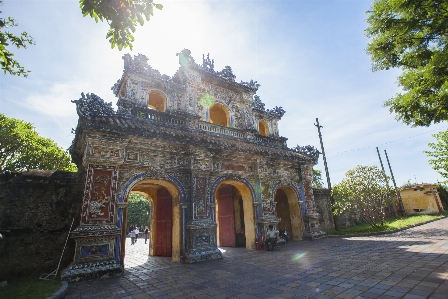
332, 126, 448, 155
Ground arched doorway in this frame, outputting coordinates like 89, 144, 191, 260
121, 178, 182, 263
274, 186, 303, 240
259, 121, 269, 136
214, 181, 255, 249
209, 103, 229, 127
148, 90, 166, 111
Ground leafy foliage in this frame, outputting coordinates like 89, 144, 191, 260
127, 192, 150, 229
365, 0, 448, 126
332, 165, 394, 228
425, 130, 448, 180
436, 184, 448, 210
80, 0, 163, 51
0, 114, 77, 173
0, 0, 35, 77
312, 169, 325, 189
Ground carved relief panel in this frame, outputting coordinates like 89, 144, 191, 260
192, 175, 208, 219
261, 181, 275, 215
81, 164, 118, 224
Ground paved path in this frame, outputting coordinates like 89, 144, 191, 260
64, 218, 448, 299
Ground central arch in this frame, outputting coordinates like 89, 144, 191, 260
209, 103, 230, 127
212, 179, 256, 249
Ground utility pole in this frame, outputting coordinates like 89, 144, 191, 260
376, 147, 397, 218
384, 150, 406, 216
314, 118, 339, 230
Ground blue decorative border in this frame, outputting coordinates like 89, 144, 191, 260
271, 181, 281, 202
297, 181, 307, 215
195, 235, 210, 245
118, 173, 187, 204
81, 244, 109, 258
291, 182, 306, 231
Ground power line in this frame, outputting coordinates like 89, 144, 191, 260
333, 126, 448, 155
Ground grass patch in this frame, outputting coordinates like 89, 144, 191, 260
325, 213, 447, 235
0, 277, 61, 299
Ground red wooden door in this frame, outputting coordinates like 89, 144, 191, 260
155, 188, 172, 256
219, 186, 235, 247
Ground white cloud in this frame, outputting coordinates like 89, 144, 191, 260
24, 82, 87, 117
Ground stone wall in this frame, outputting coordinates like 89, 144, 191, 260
0, 170, 83, 280
312, 188, 334, 230
313, 188, 366, 229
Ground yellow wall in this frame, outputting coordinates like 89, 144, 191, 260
400, 185, 443, 215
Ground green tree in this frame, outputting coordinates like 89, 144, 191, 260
1, 1, 162, 78
0, 114, 77, 173
425, 130, 448, 179
312, 169, 325, 189
0, 0, 35, 77
436, 184, 448, 210
332, 165, 394, 228
127, 192, 151, 229
80, 0, 163, 50
365, 0, 448, 126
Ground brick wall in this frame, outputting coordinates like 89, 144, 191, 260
0, 170, 83, 280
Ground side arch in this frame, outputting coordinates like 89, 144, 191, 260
209, 103, 230, 127
272, 183, 304, 240
117, 172, 187, 263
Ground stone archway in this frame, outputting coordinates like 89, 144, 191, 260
120, 178, 183, 263
274, 185, 303, 240
213, 179, 256, 249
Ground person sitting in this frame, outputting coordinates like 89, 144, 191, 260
265, 225, 278, 251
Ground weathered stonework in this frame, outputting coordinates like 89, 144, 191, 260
64, 50, 323, 280
313, 188, 335, 231
0, 170, 83, 280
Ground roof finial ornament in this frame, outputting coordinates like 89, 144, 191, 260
202, 53, 214, 71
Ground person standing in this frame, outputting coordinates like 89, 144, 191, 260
130, 228, 136, 245
135, 226, 139, 243
144, 226, 149, 244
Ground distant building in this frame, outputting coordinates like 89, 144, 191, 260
400, 184, 444, 215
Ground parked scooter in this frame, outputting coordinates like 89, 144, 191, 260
279, 228, 289, 243
266, 236, 285, 251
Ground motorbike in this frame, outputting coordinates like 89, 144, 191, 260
265, 229, 287, 251
279, 228, 289, 243
266, 236, 285, 251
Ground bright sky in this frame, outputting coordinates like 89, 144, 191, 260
2, 0, 447, 186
